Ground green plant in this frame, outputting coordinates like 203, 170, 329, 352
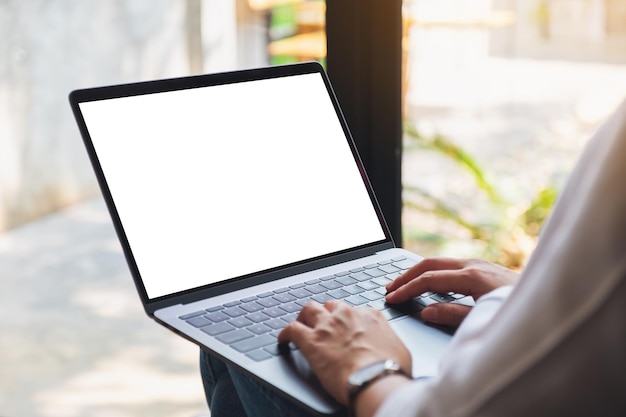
403, 123, 558, 269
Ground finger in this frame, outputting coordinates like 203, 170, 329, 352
386, 257, 465, 293
385, 269, 473, 303
277, 320, 311, 347
295, 301, 327, 327
421, 304, 472, 327
323, 299, 348, 312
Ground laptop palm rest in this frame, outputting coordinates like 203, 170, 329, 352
264, 315, 452, 414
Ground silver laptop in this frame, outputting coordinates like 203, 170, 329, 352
69, 62, 461, 415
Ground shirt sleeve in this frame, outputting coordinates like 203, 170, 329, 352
374, 286, 513, 417
373, 99, 626, 417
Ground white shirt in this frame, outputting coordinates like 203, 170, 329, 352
376, 100, 626, 416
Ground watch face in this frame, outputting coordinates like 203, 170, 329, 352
349, 360, 399, 386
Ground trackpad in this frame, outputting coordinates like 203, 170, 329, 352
390, 316, 453, 378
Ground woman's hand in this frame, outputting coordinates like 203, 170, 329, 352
278, 300, 412, 406
385, 257, 519, 327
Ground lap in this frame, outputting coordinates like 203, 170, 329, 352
199, 349, 328, 417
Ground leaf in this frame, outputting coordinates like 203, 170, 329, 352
404, 123, 502, 203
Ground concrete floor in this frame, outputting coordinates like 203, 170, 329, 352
0, 198, 210, 417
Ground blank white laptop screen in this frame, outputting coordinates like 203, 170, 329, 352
79, 73, 386, 299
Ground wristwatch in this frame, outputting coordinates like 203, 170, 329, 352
347, 359, 409, 417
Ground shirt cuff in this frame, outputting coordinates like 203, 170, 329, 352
373, 377, 431, 417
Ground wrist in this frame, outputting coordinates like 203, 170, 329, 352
347, 360, 412, 417
353, 374, 412, 417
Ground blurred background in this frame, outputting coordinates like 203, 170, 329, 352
1, 0, 625, 416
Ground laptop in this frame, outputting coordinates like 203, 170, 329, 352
69, 62, 467, 415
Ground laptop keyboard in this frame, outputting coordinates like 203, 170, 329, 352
179, 256, 469, 362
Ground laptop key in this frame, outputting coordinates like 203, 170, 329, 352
392, 259, 417, 270
381, 308, 406, 321
279, 302, 302, 313
264, 306, 287, 318
348, 272, 370, 282
246, 312, 270, 323
263, 344, 282, 356
217, 329, 255, 344
368, 299, 388, 310
327, 288, 350, 299
232, 334, 276, 353
374, 287, 387, 295
224, 300, 242, 307
344, 284, 365, 295
357, 280, 379, 291
386, 272, 401, 280
306, 284, 327, 294
311, 293, 334, 304
246, 349, 273, 362
378, 264, 400, 274
289, 288, 313, 299
201, 322, 235, 336
273, 293, 297, 303
345, 294, 368, 306
336, 276, 357, 286
247, 323, 272, 335
228, 316, 254, 328
430, 293, 456, 303
361, 290, 383, 301
371, 277, 392, 286
180, 310, 206, 320
186, 316, 212, 328
223, 306, 247, 318
294, 297, 313, 307
320, 280, 342, 290
364, 268, 386, 278
205, 311, 230, 322
240, 302, 264, 313
282, 313, 299, 324
257, 297, 281, 308
452, 296, 475, 307
265, 318, 289, 330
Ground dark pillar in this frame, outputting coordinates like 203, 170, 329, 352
326, 0, 404, 244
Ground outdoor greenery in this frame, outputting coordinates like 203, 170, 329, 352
402, 123, 558, 269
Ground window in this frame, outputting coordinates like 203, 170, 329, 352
401, 0, 626, 268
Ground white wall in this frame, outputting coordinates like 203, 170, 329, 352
0, 1, 189, 231
0, 0, 269, 232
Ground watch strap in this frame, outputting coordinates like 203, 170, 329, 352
347, 359, 408, 417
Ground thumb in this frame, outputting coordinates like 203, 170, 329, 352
421, 303, 472, 327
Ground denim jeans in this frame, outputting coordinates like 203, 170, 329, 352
199, 348, 343, 417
